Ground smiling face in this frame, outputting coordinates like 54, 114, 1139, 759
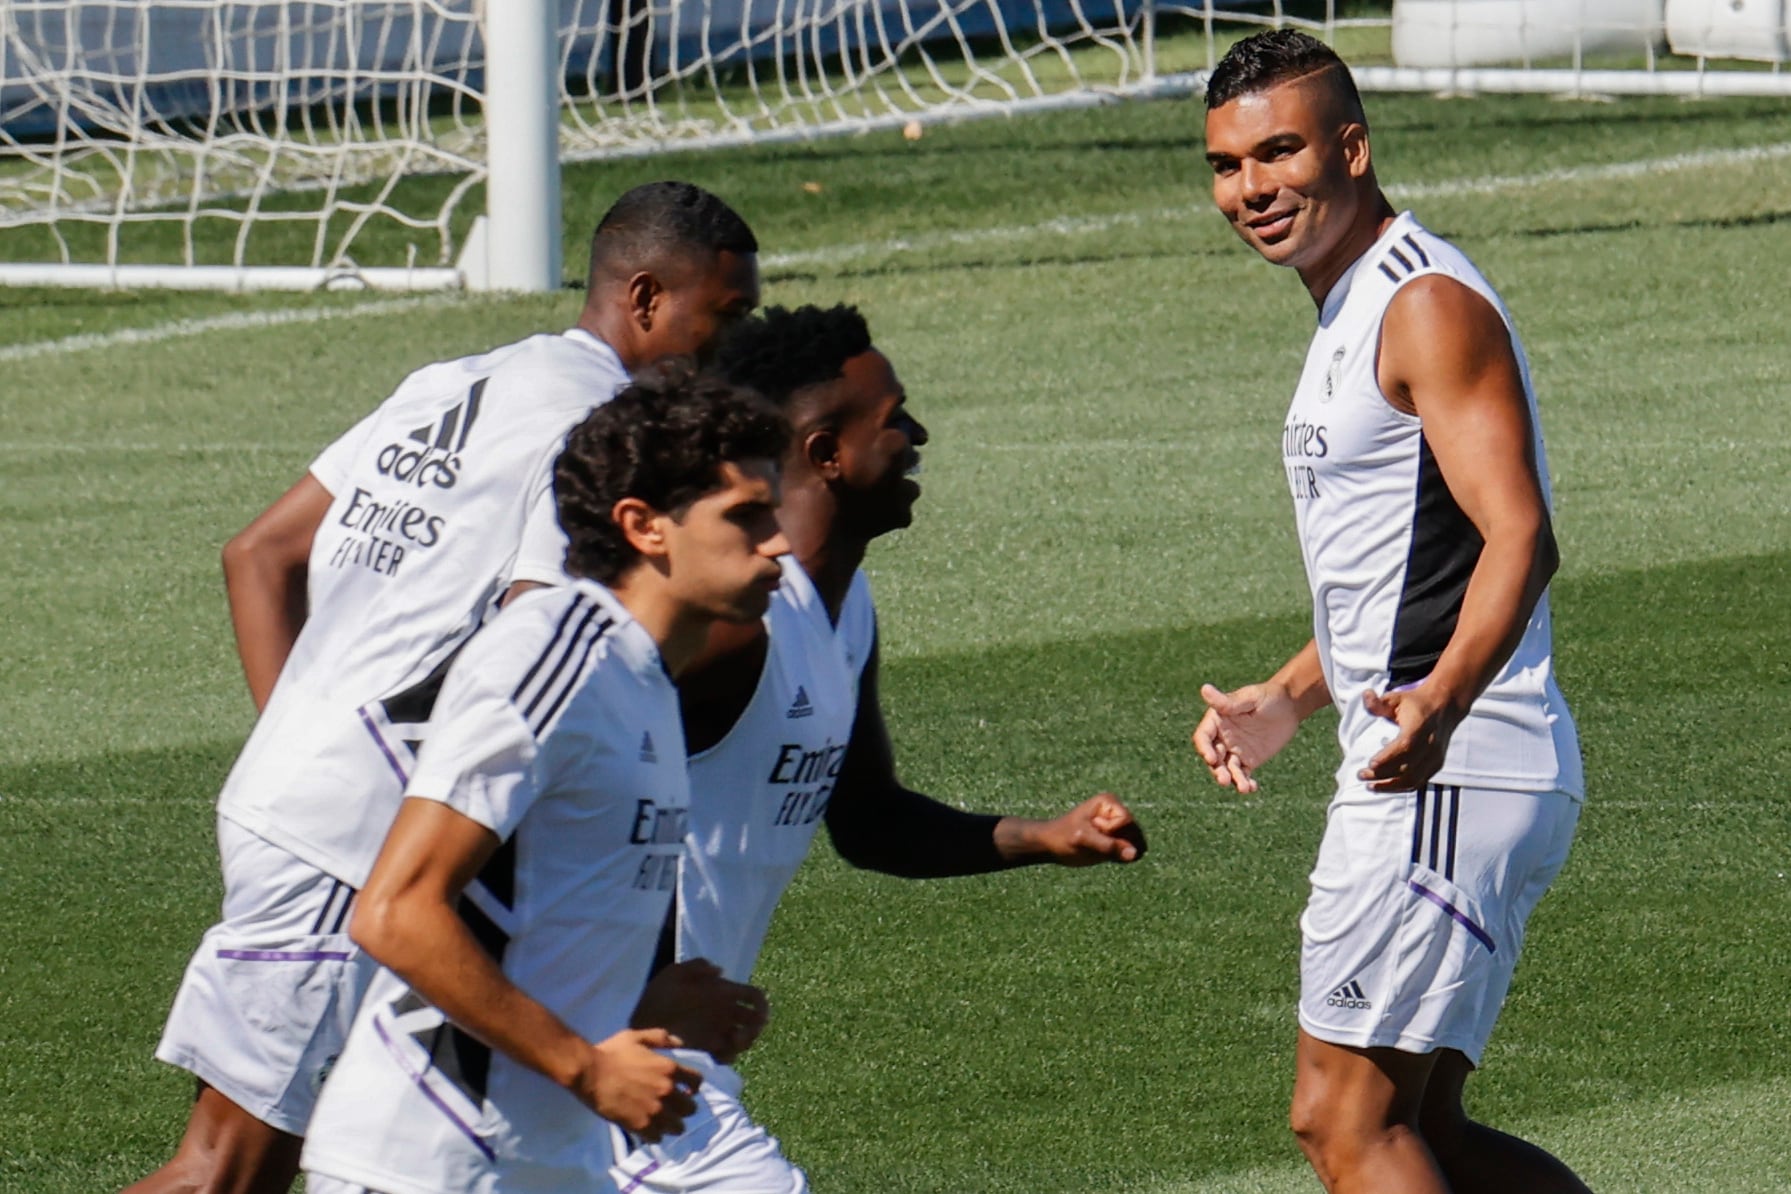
1204, 70, 1377, 297
815, 348, 929, 541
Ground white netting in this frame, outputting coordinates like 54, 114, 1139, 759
3, 1, 1788, 286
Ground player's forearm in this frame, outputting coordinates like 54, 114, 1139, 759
1268, 639, 1332, 719
1424, 517, 1557, 715
351, 895, 591, 1091
222, 537, 308, 711
826, 782, 1011, 877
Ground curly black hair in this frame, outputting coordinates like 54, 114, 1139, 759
586, 181, 758, 290
554, 360, 789, 584
1204, 28, 1365, 124
711, 304, 873, 416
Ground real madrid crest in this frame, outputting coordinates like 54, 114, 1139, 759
1321, 346, 1345, 403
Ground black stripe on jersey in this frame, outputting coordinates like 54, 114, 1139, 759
529, 616, 613, 736
512, 598, 591, 707
475, 835, 518, 912
1387, 432, 1483, 687
309, 880, 347, 935
444, 893, 513, 1100
1387, 244, 1415, 275
1402, 234, 1430, 268
458, 378, 486, 450
1379, 261, 1402, 284
380, 645, 464, 727
1410, 789, 1426, 866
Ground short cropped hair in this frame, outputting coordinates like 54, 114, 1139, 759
711, 304, 873, 415
586, 181, 757, 290
1204, 28, 1366, 124
554, 361, 789, 584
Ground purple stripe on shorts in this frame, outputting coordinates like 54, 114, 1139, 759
217, 949, 352, 962
358, 706, 411, 786
617, 1159, 663, 1194
1407, 879, 1497, 954
372, 1014, 498, 1162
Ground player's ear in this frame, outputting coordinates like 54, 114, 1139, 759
1342, 122, 1371, 180
804, 428, 842, 481
625, 270, 664, 332
612, 497, 670, 559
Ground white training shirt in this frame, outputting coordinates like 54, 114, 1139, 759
1284, 212, 1583, 796
677, 557, 877, 983
300, 580, 689, 1194
217, 329, 630, 886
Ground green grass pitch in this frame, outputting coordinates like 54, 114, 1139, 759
2, 88, 1789, 1191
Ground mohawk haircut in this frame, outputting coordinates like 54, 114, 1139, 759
554, 359, 788, 584
585, 181, 757, 290
1204, 28, 1366, 124
711, 304, 874, 415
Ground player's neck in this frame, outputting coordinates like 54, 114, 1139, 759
606, 571, 713, 678
574, 305, 649, 373
1299, 195, 1398, 308
777, 482, 864, 624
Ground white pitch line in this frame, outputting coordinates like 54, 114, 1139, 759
8, 140, 1790, 362
0, 294, 454, 364
762, 140, 1791, 270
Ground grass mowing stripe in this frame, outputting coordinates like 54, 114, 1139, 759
0, 294, 454, 363
760, 141, 1791, 271
1107, 1075, 1791, 1193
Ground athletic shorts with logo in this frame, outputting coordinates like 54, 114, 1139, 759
609, 1050, 807, 1194
1298, 780, 1581, 1064
155, 816, 380, 1135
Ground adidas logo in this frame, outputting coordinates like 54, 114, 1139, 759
376, 378, 485, 490
639, 731, 658, 764
786, 685, 813, 719
1325, 980, 1372, 1011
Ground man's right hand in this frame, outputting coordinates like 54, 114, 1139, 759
1191, 682, 1303, 793
579, 1028, 702, 1141
631, 959, 770, 1064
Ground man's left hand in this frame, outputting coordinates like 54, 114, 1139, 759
1358, 686, 1463, 792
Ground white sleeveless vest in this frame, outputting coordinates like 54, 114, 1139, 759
678, 558, 877, 981
1285, 212, 1582, 796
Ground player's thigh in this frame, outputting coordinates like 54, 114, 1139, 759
156, 817, 379, 1136
1299, 785, 1578, 1062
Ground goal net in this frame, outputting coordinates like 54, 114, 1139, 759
3, 1, 1787, 291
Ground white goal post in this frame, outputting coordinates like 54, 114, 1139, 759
3, 0, 1788, 293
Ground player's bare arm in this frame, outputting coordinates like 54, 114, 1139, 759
1193, 638, 1330, 792
352, 796, 702, 1141
827, 643, 1146, 874
630, 958, 771, 1065
1360, 274, 1559, 792
221, 473, 333, 711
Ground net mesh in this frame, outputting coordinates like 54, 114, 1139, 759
2, 1, 1786, 282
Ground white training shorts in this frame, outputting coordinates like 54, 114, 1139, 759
609, 1050, 808, 1194
1298, 781, 1581, 1065
155, 815, 380, 1135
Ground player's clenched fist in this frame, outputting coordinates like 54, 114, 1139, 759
1005, 792, 1148, 866
578, 1027, 702, 1141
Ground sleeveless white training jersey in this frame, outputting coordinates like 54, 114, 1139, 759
217, 329, 629, 886
677, 558, 877, 983
300, 580, 689, 1194
1284, 212, 1582, 796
